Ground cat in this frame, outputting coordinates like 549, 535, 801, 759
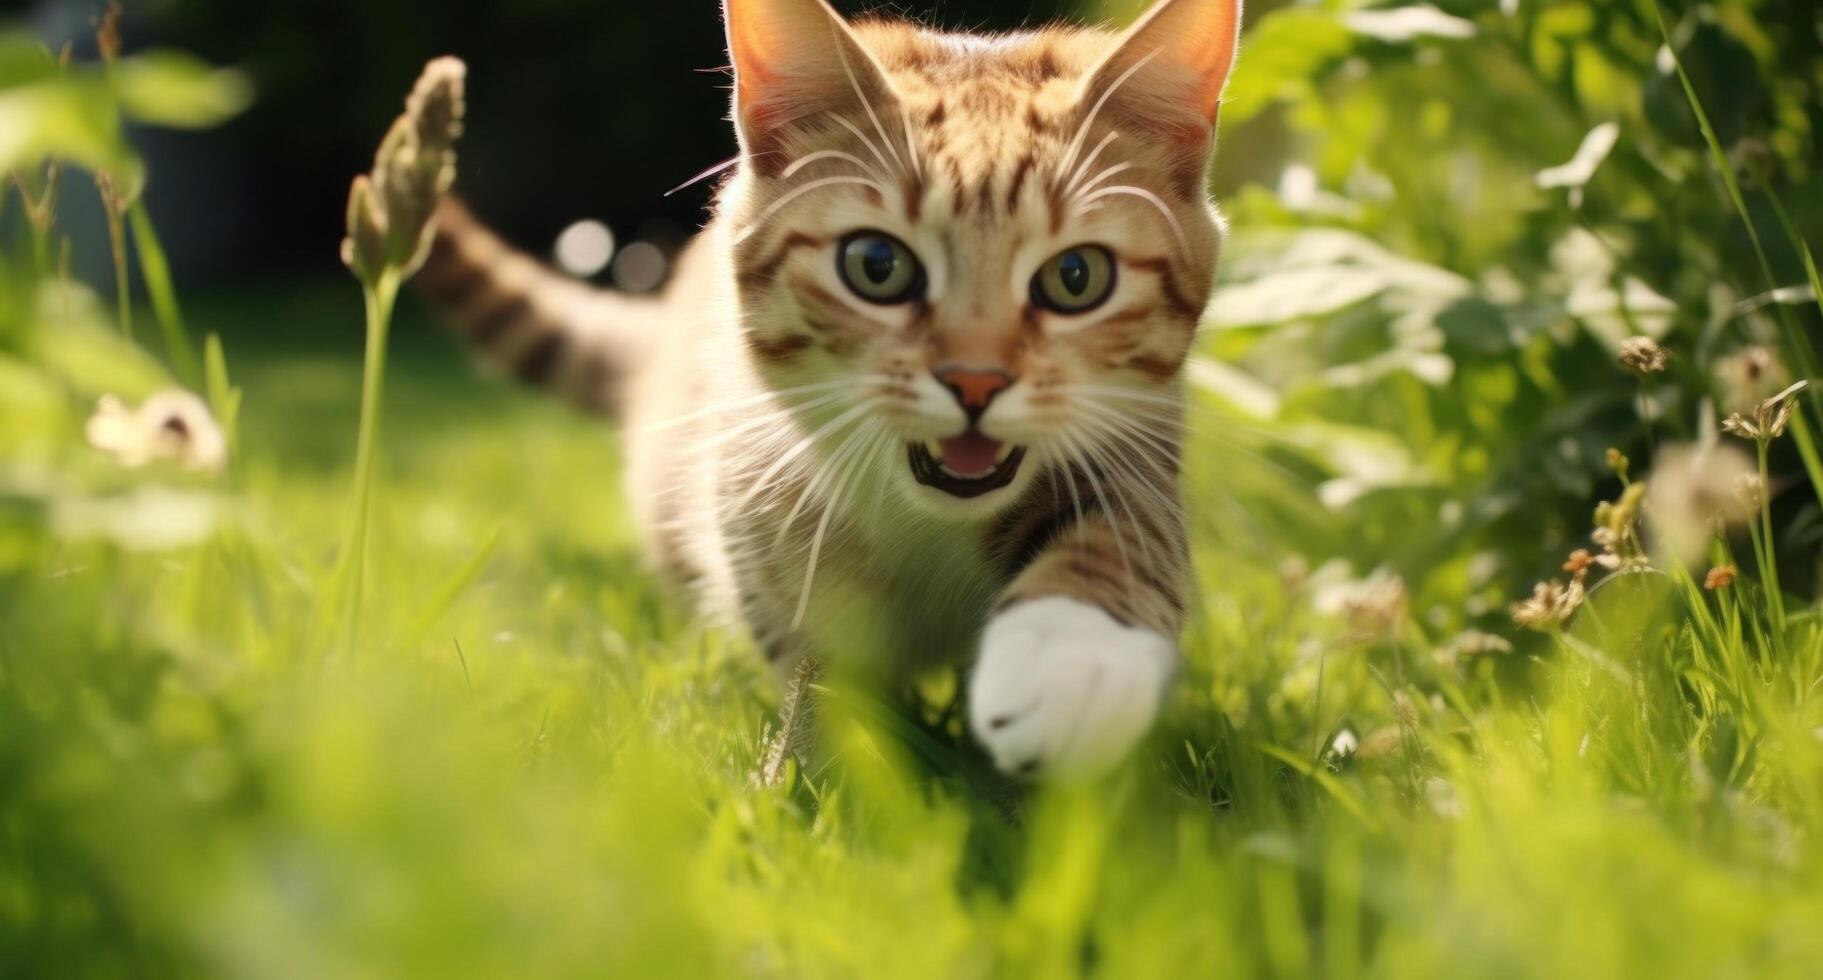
416, 0, 1241, 778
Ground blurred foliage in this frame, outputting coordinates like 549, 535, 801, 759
1193, 0, 1823, 612
3, 2, 1823, 978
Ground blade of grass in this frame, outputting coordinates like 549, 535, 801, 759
1651, 1, 1823, 515
332, 270, 402, 654
1255, 743, 1384, 833
128, 200, 199, 385
1760, 187, 1823, 385
202, 332, 240, 460
400, 528, 499, 648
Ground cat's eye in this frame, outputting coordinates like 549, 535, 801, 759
838, 232, 923, 305
1032, 245, 1116, 314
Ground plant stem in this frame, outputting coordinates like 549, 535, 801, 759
340, 270, 401, 652
1755, 441, 1785, 640
96, 177, 132, 341
128, 201, 200, 385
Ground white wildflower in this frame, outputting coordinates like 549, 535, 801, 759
85, 390, 227, 474
1646, 442, 1756, 565
1713, 345, 1790, 415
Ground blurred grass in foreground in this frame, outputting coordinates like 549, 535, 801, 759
5, 1, 1823, 977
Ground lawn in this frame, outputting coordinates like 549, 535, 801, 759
5, 277, 1821, 978
6, 1, 1823, 977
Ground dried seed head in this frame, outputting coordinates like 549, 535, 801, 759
1723, 381, 1807, 442
1436, 630, 1513, 669
92, 2, 121, 63
1393, 690, 1420, 727
343, 57, 466, 283
1703, 565, 1738, 591
1340, 572, 1407, 642
1618, 336, 1670, 376
1591, 481, 1648, 571
1357, 726, 1405, 760
1563, 549, 1596, 576
1511, 577, 1585, 631
341, 175, 387, 284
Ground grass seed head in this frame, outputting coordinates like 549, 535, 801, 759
1340, 571, 1408, 642
343, 57, 466, 283
1357, 726, 1405, 759
1618, 336, 1670, 376
1436, 630, 1513, 668
1722, 380, 1808, 443
1510, 577, 1585, 631
1591, 482, 1649, 571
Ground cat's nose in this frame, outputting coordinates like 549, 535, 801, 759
934, 365, 1014, 419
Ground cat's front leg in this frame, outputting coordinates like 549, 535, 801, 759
968, 515, 1185, 779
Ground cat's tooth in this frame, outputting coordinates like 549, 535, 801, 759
994, 443, 1014, 463
926, 439, 943, 458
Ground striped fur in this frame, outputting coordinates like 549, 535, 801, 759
418, 199, 661, 414
421, 0, 1241, 777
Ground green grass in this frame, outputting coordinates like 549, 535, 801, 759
4, 283, 1822, 978
6, 1, 1823, 972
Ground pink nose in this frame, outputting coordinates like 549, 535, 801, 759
934, 366, 1014, 415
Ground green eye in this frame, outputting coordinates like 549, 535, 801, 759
838, 232, 923, 305
1032, 246, 1116, 314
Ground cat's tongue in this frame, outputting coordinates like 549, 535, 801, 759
939, 432, 1004, 478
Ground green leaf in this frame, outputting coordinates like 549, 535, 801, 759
129, 201, 200, 384
1222, 8, 1354, 128
111, 49, 254, 129
0, 75, 139, 180
203, 333, 241, 456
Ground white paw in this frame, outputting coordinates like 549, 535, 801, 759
968, 596, 1175, 780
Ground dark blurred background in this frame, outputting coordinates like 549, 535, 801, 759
18, 0, 1117, 287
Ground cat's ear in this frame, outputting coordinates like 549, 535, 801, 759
723, 0, 896, 168
1083, 0, 1242, 181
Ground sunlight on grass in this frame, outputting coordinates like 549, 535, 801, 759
4, 1, 1823, 977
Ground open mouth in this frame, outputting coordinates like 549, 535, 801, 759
907, 431, 1026, 499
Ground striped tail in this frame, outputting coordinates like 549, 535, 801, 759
415, 199, 657, 415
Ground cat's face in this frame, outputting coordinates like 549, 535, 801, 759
724, 0, 1238, 519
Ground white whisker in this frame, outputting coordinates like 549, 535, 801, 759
783, 149, 883, 181
828, 115, 897, 180
834, 44, 907, 178
1077, 184, 1189, 253
775, 412, 880, 545
898, 102, 924, 180
791, 423, 888, 628
735, 176, 890, 244
1064, 131, 1119, 197
1073, 161, 1135, 202
1054, 429, 1134, 574
1058, 48, 1160, 181
737, 400, 878, 510
633, 380, 856, 435
1064, 420, 1166, 564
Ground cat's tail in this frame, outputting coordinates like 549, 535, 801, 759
414, 198, 658, 415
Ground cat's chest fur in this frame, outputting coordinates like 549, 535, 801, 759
718, 458, 1008, 671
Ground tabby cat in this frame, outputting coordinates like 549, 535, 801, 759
418, 0, 1242, 778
